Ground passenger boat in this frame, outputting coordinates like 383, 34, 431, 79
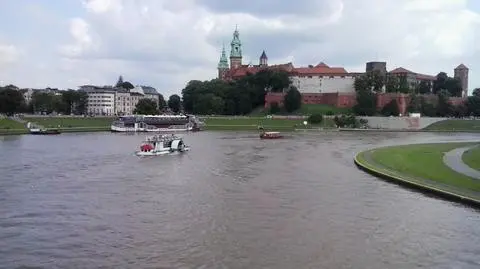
27, 122, 61, 135
259, 126, 283, 139
135, 134, 190, 156
29, 128, 61, 135
111, 114, 203, 133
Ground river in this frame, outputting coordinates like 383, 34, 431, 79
0, 131, 479, 269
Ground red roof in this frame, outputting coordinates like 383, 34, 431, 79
315, 62, 329, 68
293, 66, 348, 75
389, 67, 435, 81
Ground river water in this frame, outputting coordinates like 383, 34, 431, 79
0, 131, 479, 269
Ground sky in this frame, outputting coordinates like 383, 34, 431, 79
0, 0, 479, 97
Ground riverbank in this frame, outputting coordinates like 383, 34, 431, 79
355, 143, 480, 207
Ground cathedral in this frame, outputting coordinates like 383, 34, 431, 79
217, 27, 292, 81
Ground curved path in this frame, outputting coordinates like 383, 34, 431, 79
443, 145, 480, 180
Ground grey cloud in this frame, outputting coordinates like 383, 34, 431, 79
195, 0, 333, 17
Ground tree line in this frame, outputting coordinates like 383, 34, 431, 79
353, 71, 480, 117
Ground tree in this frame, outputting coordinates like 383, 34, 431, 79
307, 114, 323, 124
31, 91, 56, 113
366, 70, 385, 92
283, 86, 302, 113
181, 70, 293, 115
466, 96, 480, 116
353, 90, 377, 116
0, 87, 26, 115
416, 81, 431, 94
167, 94, 182, 113
354, 75, 371, 92
433, 72, 462, 97
158, 94, 166, 111
407, 94, 421, 113
380, 99, 399, 116
398, 76, 409, 93
436, 90, 452, 117
385, 75, 399, 93
472, 88, 480, 97
420, 97, 436, 117
134, 98, 158, 115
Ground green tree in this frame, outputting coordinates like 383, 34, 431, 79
420, 97, 436, 117
465, 96, 480, 116
472, 88, 480, 97
120, 81, 134, 90
366, 70, 385, 92
167, 94, 182, 113
0, 87, 26, 115
380, 99, 399, 116
354, 75, 370, 92
134, 98, 158, 115
307, 114, 323, 124
407, 94, 421, 113
283, 86, 302, 113
416, 81, 431, 94
398, 76, 409, 93
436, 90, 452, 117
31, 92, 55, 113
385, 75, 399, 93
353, 90, 377, 116
158, 94, 166, 111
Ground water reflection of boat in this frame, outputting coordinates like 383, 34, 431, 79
135, 134, 190, 157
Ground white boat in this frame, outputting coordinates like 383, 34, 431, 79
111, 114, 203, 133
135, 134, 190, 157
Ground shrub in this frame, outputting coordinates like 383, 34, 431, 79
307, 114, 323, 124
325, 110, 334, 116
269, 102, 280, 114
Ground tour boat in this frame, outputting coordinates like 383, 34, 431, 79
111, 114, 203, 133
29, 128, 61, 135
259, 131, 283, 139
27, 122, 61, 135
135, 134, 190, 156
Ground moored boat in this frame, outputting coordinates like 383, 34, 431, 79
29, 128, 61, 135
111, 114, 204, 133
135, 134, 190, 156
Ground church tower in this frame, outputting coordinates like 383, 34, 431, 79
229, 26, 242, 69
217, 44, 229, 79
259, 50, 268, 67
454, 64, 469, 97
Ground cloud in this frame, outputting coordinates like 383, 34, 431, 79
0, 0, 479, 96
0, 44, 21, 67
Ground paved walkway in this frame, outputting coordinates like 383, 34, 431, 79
443, 145, 480, 180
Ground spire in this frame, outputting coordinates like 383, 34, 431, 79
218, 43, 229, 69
260, 50, 267, 59
230, 26, 242, 58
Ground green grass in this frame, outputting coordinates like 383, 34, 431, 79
0, 118, 27, 130
22, 117, 114, 128
462, 145, 480, 171
203, 117, 335, 131
423, 119, 480, 132
359, 143, 480, 197
249, 104, 351, 116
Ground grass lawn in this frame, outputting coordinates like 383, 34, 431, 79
462, 145, 480, 171
203, 117, 335, 130
22, 117, 114, 128
0, 118, 27, 130
358, 143, 480, 198
249, 104, 351, 116
423, 119, 480, 132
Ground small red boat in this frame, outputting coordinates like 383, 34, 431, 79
259, 131, 283, 139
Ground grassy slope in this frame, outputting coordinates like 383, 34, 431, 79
462, 145, 480, 171
250, 104, 351, 116
22, 117, 114, 128
365, 143, 480, 193
203, 117, 335, 130
0, 119, 26, 130
423, 119, 480, 132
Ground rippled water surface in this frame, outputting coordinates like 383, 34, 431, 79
0, 131, 479, 268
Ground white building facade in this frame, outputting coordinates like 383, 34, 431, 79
290, 75, 356, 94
81, 85, 161, 116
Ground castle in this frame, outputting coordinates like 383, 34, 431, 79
217, 27, 469, 113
